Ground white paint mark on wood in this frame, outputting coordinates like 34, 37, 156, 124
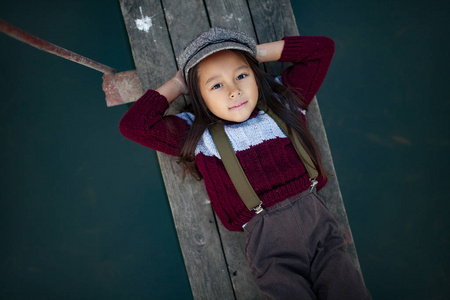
135, 6, 152, 33
223, 13, 242, 23
224, 13, 234, 22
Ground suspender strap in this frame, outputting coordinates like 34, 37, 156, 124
209, 103, 318, 212
258, 103, 319, 180
209, 123, 262, 211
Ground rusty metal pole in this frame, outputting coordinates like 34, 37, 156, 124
1, 18, 143, 107
0, 18, 116, 74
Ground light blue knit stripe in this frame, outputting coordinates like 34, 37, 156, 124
177, 112, 195, 125
177, 109, 305, 158
197, 111, 287, 158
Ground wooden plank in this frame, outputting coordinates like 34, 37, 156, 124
156, 154, 235, 299
160, 0, 209, 57
249, 0, 363, 274
204, 0, 256, 38
248, 0, 299, 75
213, 229, 262, 299
119, 0, 174, 91
119, 1, 235, 299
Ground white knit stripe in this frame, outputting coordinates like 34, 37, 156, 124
195, 111, 287, 158
196, 127, 221, 157
177, 112, 194, 125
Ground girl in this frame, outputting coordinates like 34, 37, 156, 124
120, 27, 371, 300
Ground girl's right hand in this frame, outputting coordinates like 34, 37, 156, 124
173, 69, 189, 95
156, 69, 189, 103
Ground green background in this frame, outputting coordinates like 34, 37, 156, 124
1, 0, 448, 299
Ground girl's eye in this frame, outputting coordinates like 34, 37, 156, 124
212, 83, 222, 90
237, 74, 247, 80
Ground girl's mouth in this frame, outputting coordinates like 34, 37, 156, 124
229, 101, 248, 110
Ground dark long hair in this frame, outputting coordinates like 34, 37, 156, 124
179, 50, 328, 180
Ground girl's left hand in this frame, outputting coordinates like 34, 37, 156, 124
256, 40, 285, 63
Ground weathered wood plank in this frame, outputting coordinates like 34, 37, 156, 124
118, 0, 183, 113
161, 0, 210, 58
204, 0, 256, 38
119, 1, 235, 299
249, 0, 362, 274
119, 0, 174, 90
214, 229, 262, 299
157, 153, 235, 299
248, 0, 298, 75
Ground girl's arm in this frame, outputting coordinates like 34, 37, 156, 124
119, 73, 190, 156
257, 36, 335, 107
278, 36, 335, 106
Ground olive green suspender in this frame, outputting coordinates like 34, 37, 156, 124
209, 103, 319, 214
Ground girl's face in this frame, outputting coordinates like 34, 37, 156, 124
197, 50, 259, 123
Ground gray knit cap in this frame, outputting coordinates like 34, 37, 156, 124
178, 27, 257, 82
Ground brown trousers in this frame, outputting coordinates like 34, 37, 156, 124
244, 190, 372, 300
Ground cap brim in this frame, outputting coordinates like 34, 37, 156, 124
184, 41, 254, 79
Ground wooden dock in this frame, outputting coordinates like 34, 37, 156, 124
119, 0, 364, 298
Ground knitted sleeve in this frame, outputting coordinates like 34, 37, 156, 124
279, 36, 335, 107
119, 89, 190, 156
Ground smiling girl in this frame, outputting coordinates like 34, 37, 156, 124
120, 27, 371, 300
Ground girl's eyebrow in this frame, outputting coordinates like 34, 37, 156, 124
235, 65, 250, 72
204, 65, 249, 86
205, 75, 221, 86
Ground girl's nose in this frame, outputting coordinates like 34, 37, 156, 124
230, 88, 242, 98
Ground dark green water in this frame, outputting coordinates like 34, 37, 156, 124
1, 0, 448, 299
291, 1, 450, 299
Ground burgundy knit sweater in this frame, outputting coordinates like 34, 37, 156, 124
120, 36, 335, 231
